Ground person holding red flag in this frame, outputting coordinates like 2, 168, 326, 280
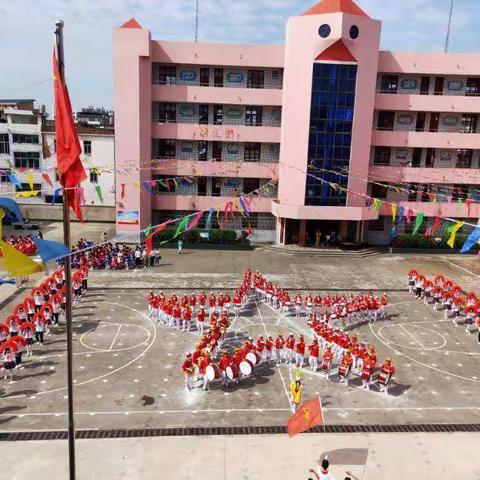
287, 393, 324, 437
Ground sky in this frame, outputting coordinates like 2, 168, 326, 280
0, 0, 479, 114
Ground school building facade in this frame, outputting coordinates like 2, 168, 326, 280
113, 0, 480, 246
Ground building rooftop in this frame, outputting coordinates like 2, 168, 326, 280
302, 0, 370, 18
42, 122, 114, 136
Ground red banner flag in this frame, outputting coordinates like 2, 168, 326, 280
146, 222, 169, 256
53, 50, 86, 221
287, 397, 324, 437
41, 173, 54, 187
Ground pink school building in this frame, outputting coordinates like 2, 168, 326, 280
113, 0, 480, 246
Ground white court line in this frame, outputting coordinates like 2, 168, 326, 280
108, 325, 122, 351
1, 405, 479, 420
261, 301, 311, 337
399, 325, 427, 350
255, 299, 293, 412
369, 323, 480, 385
5, 302, 157, 400
444, 259, 480, 280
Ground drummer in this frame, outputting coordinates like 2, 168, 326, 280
285, 333, 295, 365
378, 358, 395, 394
361, 353, 376, 390
275, 333, 285, 364
321, 345, 334, 379
198, 353, 211, 391
339, 349, 353, 386
294, 334, 306, 369
219, 350, 233, 387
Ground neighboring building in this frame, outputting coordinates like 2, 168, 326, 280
113, 0, 480, 245
74, 107, 114, 128
42, 123, 115, 207
0, 101, 46, 203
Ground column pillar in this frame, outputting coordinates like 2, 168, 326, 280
299, 220, 307, 247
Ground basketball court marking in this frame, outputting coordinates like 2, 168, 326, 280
5, 302, 157, 400
377, 324, 447, 351
255, 299, 293, 411
443, 259, 480, 280
79, 322, 151, 352
369, 323, 480, 385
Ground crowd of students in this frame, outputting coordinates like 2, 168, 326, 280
408, 270, 480, 342
0, 235, 37, 256
70, 240, 161, 271
1, 267, 88, 382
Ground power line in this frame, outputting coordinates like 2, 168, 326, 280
444, 0, 454, 53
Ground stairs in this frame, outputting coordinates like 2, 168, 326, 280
259, 244, 382, 257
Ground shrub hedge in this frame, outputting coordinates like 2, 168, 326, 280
153, 228, 241, 245
390, 234, 479, 251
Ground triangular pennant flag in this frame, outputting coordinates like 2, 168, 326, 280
187, 211, 203, 231
8, 174, 22, 189
205, 208, 214, 229
412, 212, 424, 235
27, 173, 34, 191
42, 173, 54, 187
142, 181, 154, 196
94, 184, 104, 204
32, 237, 69, 263
51, 188, 62, 205
391, 204, 397, 222
459, 227, 480, 254
405, 208, 414, 224
133, 181, 140, 190
0, 198, 23, 223
121, 183, 126, 200
465, 199, 472, 216
144, 224, 154, 236
173, 216, 190, 239
447, 221, 465, 248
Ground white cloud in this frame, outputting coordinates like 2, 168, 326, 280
0, 0, 478, 111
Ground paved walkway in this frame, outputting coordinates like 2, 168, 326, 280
5, 432, 479, 479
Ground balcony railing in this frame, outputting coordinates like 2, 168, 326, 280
153, 155, 279, 163
375, 126, 479, 134
153, 79, 283, 90
153, 118, 281, 128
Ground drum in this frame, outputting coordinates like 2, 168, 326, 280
239, 359, 254, 376
338, 364, 349, 378
246, 351, 261, 366
361, 369, 372, 382
224, 303, 231, 309
205, 364, 220, 381
321, 358, 331, 372
378, 371, 390, 386
225, 364, 239, 380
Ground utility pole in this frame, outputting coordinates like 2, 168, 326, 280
195, 0, 199, 42
444, 0, 454, 53
54, 19, 76, 480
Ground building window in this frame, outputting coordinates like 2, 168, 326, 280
380, 75, 398, 94
214, 105, 223, 125
245, 106, 262, 126
89, 170, 98, 183
197, 177, 207, 196
16, 183, 41, 192
214, 68, 224, 87
306, 63, 357, 206
244, 142, 261, 162
377, 111, 395, 130
318, 24, 331, 38
153, 65, 177, 85
152, 175, 171, 194
0, 168, 11, 183
465, 78, 480, 96
83, 140, 92, 155
212, 141, 222, 161
368, 217, 385, 232
12, 134, 39, 144
154, 139, 176, 159
421, 184, 431, 202
373, 147, 391, 165
13, 151, 40, 168
452, 185, 469, 201
211, 178, 222, 196
460, 114, 478, 133
198, 141, 208, 161
11, 115, 37, 125
408, 183, 418, 202
456, 149, 473, 168
200, 68, 210, 86
371, 183, 388, 199
350, 25, 359, 39
243, 178, 260, 194
247, 70, 265, 89
199, 104, 209, 125
44, 194, 63, 204
153, 103, 176, 123
0, 133, 9, 154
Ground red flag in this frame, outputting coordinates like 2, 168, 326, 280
42, 173, 54, 187
146, 222, 169, 256
287, 397, 324, 437
53, 50, 86, 221
187, 211, 203, 231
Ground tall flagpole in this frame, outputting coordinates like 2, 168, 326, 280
195, 0, 199, 42
444, 0, 454, 53
54, 19, 76, 480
